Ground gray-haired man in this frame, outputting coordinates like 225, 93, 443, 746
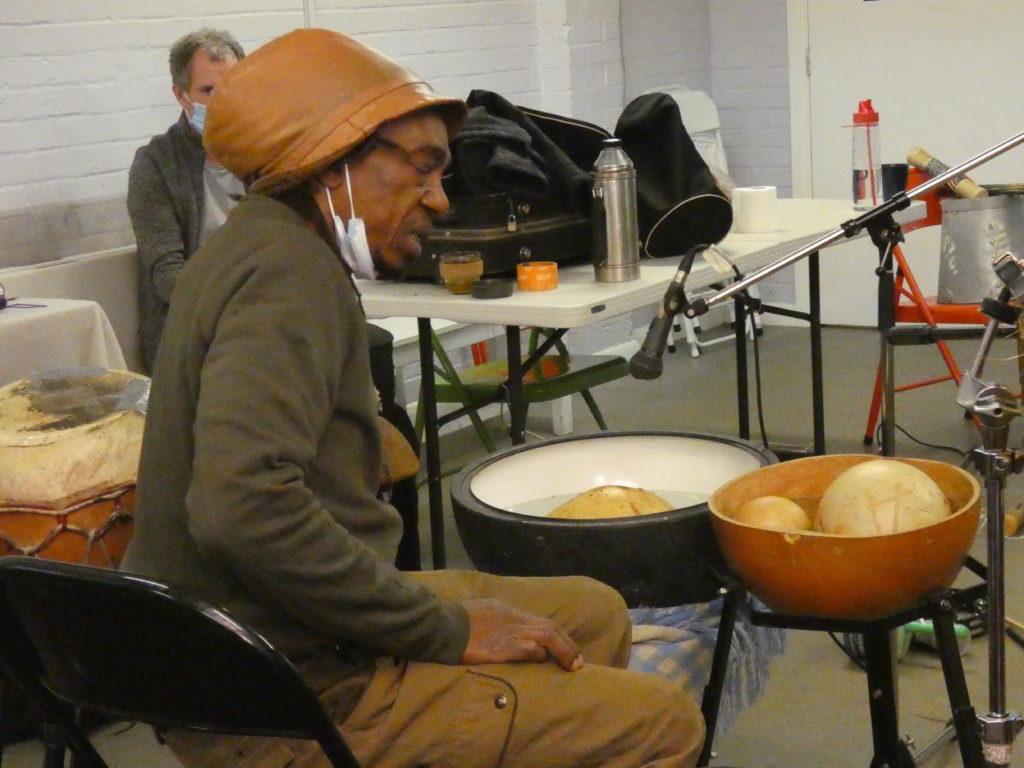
127, 28, 245, 372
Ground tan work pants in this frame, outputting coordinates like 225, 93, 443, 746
165, 570, 705, 768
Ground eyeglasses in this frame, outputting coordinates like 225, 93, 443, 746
372, 136, 450, 182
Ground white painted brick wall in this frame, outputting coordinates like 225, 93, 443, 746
620, 0, 790, 194
0, 0, 793, 272
0, 2, 297, 212
533, 0, 574, 115
709, 0, 791, 194
622, 0, 711, 100
707, 0, 793, 303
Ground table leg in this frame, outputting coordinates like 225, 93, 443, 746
735, 251, 826, 456
0, 679, 5, 766
735, 295, 750, 441
418, 317, 446, 568
505, 325, 526, 445
881, 335, 896, 457
808, 252, 826, 455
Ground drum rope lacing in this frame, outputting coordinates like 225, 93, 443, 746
0, 484, 134, 559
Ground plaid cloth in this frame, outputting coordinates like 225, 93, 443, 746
628, 597, 786, 733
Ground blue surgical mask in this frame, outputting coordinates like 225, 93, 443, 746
184, 95, 207, 135
325, 166, 376, 280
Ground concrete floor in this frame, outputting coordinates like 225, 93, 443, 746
4, 324, 1024, 767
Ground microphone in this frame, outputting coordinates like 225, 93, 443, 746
629, 245, 705, 379
629, 303, 676, 379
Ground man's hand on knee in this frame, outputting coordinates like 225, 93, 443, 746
460, 598, 583, 671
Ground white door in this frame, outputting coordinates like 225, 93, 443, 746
788, 0, 1024, 326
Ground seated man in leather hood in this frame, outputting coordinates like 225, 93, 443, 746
123, 28, 705, 768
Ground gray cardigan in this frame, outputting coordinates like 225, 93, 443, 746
127, 113, 205, 373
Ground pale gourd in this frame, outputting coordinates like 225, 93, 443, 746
818, 459, 950, 536
548, 485, 673, 519
733, 495, 812, 532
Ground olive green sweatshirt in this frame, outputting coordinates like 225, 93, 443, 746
122, 195, 468, 691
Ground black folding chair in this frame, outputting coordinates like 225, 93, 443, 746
0, 556, 361, 768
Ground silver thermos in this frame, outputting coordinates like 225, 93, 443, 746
591, 137, 640, 282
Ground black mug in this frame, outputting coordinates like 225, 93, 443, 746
881, 163, 909, 200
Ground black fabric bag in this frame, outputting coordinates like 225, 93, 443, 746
401, 91, 607, 280
615, 92, 733, 258
451, 89, 601, 210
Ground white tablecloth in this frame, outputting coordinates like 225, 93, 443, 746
0, 298, 127, 386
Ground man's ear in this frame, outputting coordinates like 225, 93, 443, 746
172, 84, 190, 112
318, 165, 347, 191
316, 168, 353, 222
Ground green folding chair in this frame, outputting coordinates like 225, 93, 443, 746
415, 328, 629, 452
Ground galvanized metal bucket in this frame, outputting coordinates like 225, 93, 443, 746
938, 195, 1024, 304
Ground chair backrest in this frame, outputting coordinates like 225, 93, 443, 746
0, 557, 361, 768
645, 86, 729, 174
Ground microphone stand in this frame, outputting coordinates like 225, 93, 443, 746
639, 129, 1024, 766
630, 130, 1024, 384
684, 128, 1024, 319
955, 254, 1024, 767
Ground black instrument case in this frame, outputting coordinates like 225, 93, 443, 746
401, 93, 609, 282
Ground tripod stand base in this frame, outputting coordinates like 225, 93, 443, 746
702, 584, 987, 768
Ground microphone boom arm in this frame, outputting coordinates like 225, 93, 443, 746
687, 128, 1024, 319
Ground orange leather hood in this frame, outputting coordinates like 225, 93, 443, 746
205, 28, 466, 195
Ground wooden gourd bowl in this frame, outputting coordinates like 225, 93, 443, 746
709, 454, 980, 620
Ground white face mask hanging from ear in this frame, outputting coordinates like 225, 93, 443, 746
325, 165, 376, 280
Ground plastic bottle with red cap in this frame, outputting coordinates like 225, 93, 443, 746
851, 99, 881, 210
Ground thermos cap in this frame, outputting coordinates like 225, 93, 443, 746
593, 137, 633, 174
